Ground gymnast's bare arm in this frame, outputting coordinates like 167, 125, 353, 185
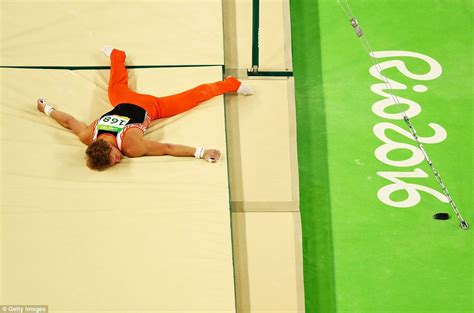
121, 132, 221, 162
37, 99, 94, 145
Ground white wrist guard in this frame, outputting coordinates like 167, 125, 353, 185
40, 99, 55, 117
194, 147, 205, 159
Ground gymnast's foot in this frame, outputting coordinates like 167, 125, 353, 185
226, 76, 254, 96
101, 45, 114, 57
237, 83, 254, 96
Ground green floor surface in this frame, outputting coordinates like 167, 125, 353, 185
291, 1, 473, 312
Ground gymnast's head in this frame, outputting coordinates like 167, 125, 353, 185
86, 139, 123, 170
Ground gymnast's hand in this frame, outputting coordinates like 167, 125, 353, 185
203, 149, 221, 163
36, 98, 46, 112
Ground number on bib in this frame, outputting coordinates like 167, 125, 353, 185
97, 115, 130, 132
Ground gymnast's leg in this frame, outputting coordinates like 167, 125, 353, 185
102, 47, 132, 107
157, 76, 252, 118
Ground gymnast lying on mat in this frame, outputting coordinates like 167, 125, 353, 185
36, 47, 253, 171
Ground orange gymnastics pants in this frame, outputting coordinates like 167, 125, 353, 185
107, 49, 241, 121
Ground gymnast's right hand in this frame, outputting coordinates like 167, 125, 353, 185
36, 98, 46, 112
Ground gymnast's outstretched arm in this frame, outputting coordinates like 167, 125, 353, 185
36, 98, 93, 145
124, 139, 221, 162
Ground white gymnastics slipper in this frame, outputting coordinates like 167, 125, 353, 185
101, 45, 114, 57
237, 83, 254, 96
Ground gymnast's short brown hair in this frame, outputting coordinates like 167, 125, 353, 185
86, 139, 112, 171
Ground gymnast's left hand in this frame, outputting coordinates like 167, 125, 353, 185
203, 149, 221, 163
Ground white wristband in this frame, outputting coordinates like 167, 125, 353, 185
40, 99, 55, 117
44, 104, 55, 117
194, 147, 205, 159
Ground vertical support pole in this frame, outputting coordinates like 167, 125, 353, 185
251, 0, 260, 73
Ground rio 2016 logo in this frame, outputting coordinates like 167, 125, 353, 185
370, 51, 449, 208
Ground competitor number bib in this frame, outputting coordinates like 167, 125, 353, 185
97, 115, 130, 132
